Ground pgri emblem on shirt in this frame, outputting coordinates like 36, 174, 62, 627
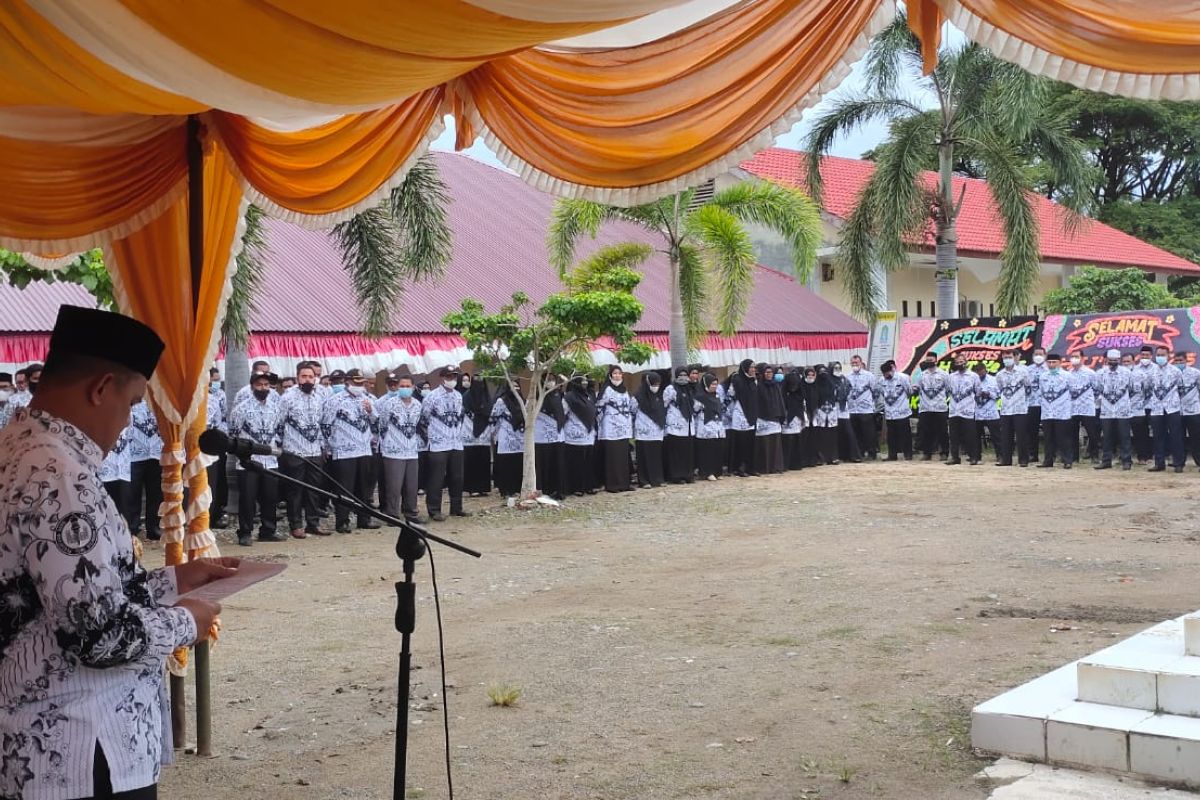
54, 511, 99, 556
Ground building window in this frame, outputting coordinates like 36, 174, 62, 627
902, 300, 910, 317
930, 301, 936, 317
916, 300, 923, 317
989, 303, 995, 316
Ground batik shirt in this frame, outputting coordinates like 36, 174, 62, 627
995, 366, 1029, 416
1178, 365, 1200, 416
276, 389, 325, 458
975, 375, 1000, 421
723, 382, 755, 432
915, 368, 949, 413
661, 385, 693, 438
9, 390, 31, 410
1096, 366, 1136, 419
229, 396, 281, 469
128, 401, 163, 464
691, 399, 725, 439
1132, 361, 1156, 410
99, 426, 133, 483
0, 410, 196, 800
420, 386, 465, 453
782, 405, 804, 434
1026, 362, 1046, 407
490, 397, 525, 455
1068, 366, 1097, 417
205, 387, 228, 435
1037, 369, 1073, 421
596, 387, 635, 441
1150, 363, 1182, 415
374, 396, 423, 460
875, 374, 912, 420
320, 391, 375, 460
845, 369, 876, 414
535, 410, 566, 444
563, 406, 595, 447
947, 370, 980, 419
460, 404, 494, 448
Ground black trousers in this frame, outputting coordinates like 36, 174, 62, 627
813, 425, 838, 464
426, 448, 465, 514
850, 413, 877, 457
129, 459, 162, 536
664, 434, 694, 482
463, 444, 492, 494
331, 455, 374, 526
563, 443, 594, 494
1151, 412, 1185, 468
85, 744, 157, 800
999, 414, 1030, 465
695, 437, 724, 478
236, 467, 278, 537
1132, 410, 1152, 461
836, 419, 861, 462
1071, 413, 1101, 461
635, 439, 665, 486
729, 429, 757, 475
885, 418, 912, 459
601, 438, 632, 491
1027, 406, 1042, 462
1184, 414, 1200, 466
1100, 417, 1132, 466
916, 411, 948, 457
535, 441, 566, 496
976, 418, 1002, 461
206, 451, 228, 517
278, 452, 323, 530
103, 480, 130, 524
948, 416, 979, 462
1042, 418, 1075, 466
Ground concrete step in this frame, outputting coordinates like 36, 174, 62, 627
1186, 614, 1200, 657
1076, 618, 1200, 717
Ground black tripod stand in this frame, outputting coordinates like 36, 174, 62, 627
236, 458, 481, 799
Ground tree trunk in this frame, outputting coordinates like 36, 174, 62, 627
521, 397, 539, 498
668, 255, 687, 370
935, 140, 959, 319
223, 339, 250, 407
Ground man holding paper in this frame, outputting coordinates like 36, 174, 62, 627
0, 306, 238, 800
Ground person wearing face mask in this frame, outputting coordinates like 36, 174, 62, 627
662, 367, 695, 484
1066, 354, 1100, 464
830, 361, 862, 464
1026, 346, 1048, 463
459, 373, 495, 497
1174, 352, 1200, 468
972, 362, 1002, 463
1036, 354, 1074, 468
205, 366, 231, 528
596, 365, 636, 491
490, 382, 526, 496
1131, 345, 1156, 463
375, 374, 425, 523
692, 373, 726, 480
1095, 348, 1135, 470
1148, 345, 1185, 472
796, 366, 821, 466
420, 366, 471, 521
632, 371, 667, 488
874, 360, 913, 461
946, 356, 981, 465
781, 369, 807, 469
914, 356, 950, 461
276, 363, 328, 538
321, 368, 380, 532
229, 372, 285, 545
753, 364, 787, 474
127, 394, 164, 540
9, 367, 30, 410
846, 354, 878, 460
809, 364, 841, 465
563, 376, 599, 495
535, 375, 568, 498
0, 371, 14, 429
726, 360, 760, 477
23, 362, 43, 400
233, 360, 272, 410
996, 349, 1031, 466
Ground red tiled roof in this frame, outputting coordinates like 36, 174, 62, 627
252, 151, 864, 335
739, 148, 1200, 275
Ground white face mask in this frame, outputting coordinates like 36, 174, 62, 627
0, 390, 9, 402
1140, 357, 1151, 365
1033, 355, 1045, 365
1002, 358, 1015, 368
1070, 357, 1082, 366
804, 376, 815, 384
833, 368, 842, 376
347, 384, 365, 397
443, 379, 456, 390
649, 384, 660, 393
851, 364, 861, 373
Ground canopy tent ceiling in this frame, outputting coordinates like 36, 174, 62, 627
2, 0, 1199, 621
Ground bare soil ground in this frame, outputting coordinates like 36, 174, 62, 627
148, 461, 1200, 799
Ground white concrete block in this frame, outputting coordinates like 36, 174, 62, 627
973, 663, 1078, 760
1046, 702, 1153, 772
973, 711, 1047, 761
1129, 713, 1200, 788
1185, 615, 1200, 657
1076, 661, 1158, 711
1156, 657, 1200, 718
975, 663, 1077, 718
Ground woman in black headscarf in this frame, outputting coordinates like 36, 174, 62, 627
813, 364, 840, 465
753, 364, 786, 474
596, 365, 635, 492
663, 366, 695, 483
489, 383, 526, 496
782, 368, 807, 470
693, 372, 726, 480
534, 375, 567, 499
798, 366, 821, 467
563, 376, 598, 495
633, 371, 666, 488
461, 374, 494, 496
727, 359, 760, 476
830, 360, 863, 463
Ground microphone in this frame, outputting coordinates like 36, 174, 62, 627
198, 428, 281, 459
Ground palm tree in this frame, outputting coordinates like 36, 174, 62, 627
547, 182, 822, 369
803, 14, 1093, 321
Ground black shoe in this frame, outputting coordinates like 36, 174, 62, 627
1019, 462, 1029, 467
429, 513, 447, 522
405, 515, 426, 525
1149, 465, 1166, 472
451, 510, 473, 517
1063, 463, 1072, 469
145, 531, 161, 542
237, 533, 252, 547
968, 460, 980, 466
1122, 463, 1132, 471
306, 525, 330, 537
920, 454, 932, 461
335, 522, 352, 534
1175, 466, 1185, 473
213, 514, 230, 529
357, 521, 382, 530
996, 461, 1012, 467
1036, 463, 1053, 468
886, 455, 898, 461
258, 531, 287, 542
945, 459, 961, 466
851, 458, 863, 463
1094, 462, 1112, 470
904, 454, 913, 461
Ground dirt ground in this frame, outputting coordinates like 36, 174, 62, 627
147, 461, 1200, 800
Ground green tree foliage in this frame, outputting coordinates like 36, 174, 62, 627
0, 249, 114, 309
1041, 266, 1183, 314
1098, 197, 1200, 267
443, 243, 655, 497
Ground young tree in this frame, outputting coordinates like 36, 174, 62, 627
548, 182, 821, 369
0, 249, 114, 308
443, 243, 655, 497
1041, 266, 1183, 314
803, 13, 1093, 320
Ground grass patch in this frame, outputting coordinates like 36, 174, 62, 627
487, 684, 523, 707
910, 697, 987, 775
764, 635, 804, 647
817, 626, 862, 640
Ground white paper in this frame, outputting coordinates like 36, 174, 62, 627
176, 560, 287, 603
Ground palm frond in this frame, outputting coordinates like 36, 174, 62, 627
686, 205, 756, 337
676, 242, 708, 348
870, 111, 940, 272
223, 203, 267, 348
835, 200, 886, 324
332, 205, 405, 338
389, 153, 452, 281
801, 95, 925, 202
707, 180, 823, 283
1022, 110, 1097, 229
969, 134, 1041, 316
567, 242, 654, 290
547, 199, 612, 276
863, 13, 925, 96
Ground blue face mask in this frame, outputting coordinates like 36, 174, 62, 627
1049, 366, 1060, 374
1156, 355, 1169, 366
387, 389, 400, 398
397, 387, 414, 399
1177, 363, 1188, 371
773, 373, 784, 383
332, 384, 346, 394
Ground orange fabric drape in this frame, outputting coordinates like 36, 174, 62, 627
465, 0, 887, 192
907, 1, 943, 74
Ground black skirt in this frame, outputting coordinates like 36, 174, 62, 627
601, 438, 632, 492
564, 443, 595, 494
636, 439, 665, 487
534, 441, 565, 498
463, 444, 492, 494
694, 437, 724, 478
493, 451, 523, 496
664, 434, 694, 482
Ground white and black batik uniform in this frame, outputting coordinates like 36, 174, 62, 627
914, 367, 949, 458
562, 385, 597, 495
995, 365, 1030, 466
1131, 359, 1156, 461
205, 384, 230, 520
596, 384, 635, 491
661, 382, 694, 483
875, 372, 912, 460
1096, 365, 1136, 467
375, 396, 423, 520
1179, 363, 1200, 467
276, 389, 326, 532
692, 393, 726, 479
1037, 368, 1074, 466
99, 426, 133, 525
421, 385, 466, 516
0, 409, 197, 800
946, 369, 981, 464
0, 398, 15, 430
534, 393, 567, 498
459, 387, 494, 496
127, 400, 164, 539
229, 393, 282, 540
1149, 363, 1185, 469
1068, 365, 1100, 462
974, 373, 1002, 461
1025, 361, 1047, 461
321, 390, 376, 529
490, 394, 525, 496
846, 367, 877, 458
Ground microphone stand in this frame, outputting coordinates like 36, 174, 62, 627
236, 458, 481, 800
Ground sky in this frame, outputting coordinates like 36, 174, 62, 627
431, 23, 967, 170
